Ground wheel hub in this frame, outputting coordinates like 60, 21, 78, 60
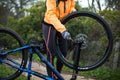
0, 48, 7, 60
74, 33, 88, 49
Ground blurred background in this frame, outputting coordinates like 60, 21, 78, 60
0, 0, 120, 80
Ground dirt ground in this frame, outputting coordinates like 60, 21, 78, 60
22, 61, 95, 80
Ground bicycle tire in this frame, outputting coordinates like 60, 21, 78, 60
0, 27, 27, 80
52, 11, 113, 71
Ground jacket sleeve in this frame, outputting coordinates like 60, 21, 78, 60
70, 0, 75, 12
44, 0, 66, 33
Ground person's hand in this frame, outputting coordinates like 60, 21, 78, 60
62, 30, 71, 40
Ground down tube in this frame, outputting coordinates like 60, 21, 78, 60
35, 48, 64, 80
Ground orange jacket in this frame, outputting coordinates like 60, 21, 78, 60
44, 0, 75, 33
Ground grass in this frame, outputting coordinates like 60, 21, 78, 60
80, 67, 120, 80
0, 65, 27, 80
60, 64, 120, 80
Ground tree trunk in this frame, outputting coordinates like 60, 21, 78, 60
96, 0, 101, 10
112, 40, 120, 69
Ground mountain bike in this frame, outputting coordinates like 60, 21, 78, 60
0, 11, 113, 80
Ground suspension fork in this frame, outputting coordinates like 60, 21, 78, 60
71, 42, 82, 80
27, 48, 34, 80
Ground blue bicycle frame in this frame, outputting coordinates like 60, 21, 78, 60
0, 44, 64, 80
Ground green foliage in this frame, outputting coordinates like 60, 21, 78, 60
81, 67, 120, 80
32, 53, 41, 62
7, 1, 46, 43
75, 1, 90, 11
75, 1, 82, 11
99, 10, 120, 39
0, 24, 3, 27
105, 0, 120, 10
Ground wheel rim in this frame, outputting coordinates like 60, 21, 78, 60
0, 28, 26, 79
53, 12, 113, 71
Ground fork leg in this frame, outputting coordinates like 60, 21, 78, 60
71, 42, 82, 80
28, 48, 33, 80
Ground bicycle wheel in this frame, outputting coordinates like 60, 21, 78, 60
0, 28, 27, 80
53, 11, 113, 71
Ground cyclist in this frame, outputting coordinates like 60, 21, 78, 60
42, 0, 76, 78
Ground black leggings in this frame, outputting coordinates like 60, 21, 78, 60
42, 22, 67, 78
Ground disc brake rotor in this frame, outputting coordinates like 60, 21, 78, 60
74, 33, 88, 49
